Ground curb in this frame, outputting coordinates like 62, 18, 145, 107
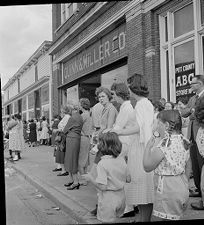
10, 162, 100, 224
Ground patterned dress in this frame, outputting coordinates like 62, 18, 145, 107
9, 120, 25, 152
153, 134, 190, 220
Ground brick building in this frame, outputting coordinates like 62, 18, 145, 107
2, 41, 52, 122
50, 0, 204, 116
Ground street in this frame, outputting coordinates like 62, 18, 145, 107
5, 160, 78, 225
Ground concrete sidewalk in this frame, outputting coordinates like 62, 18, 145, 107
4, 144, 135, 224
4, 144, 204, 223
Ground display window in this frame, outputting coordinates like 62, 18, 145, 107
22, 96, 27, 111
28, 92, 34, 109
41, 84, 49, 105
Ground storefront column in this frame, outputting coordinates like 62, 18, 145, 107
52, 63, 62, 116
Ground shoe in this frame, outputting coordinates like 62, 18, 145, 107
52, 168, 62, 172
64, 181, 74, 187
189, 189, 201, 197
67, 183, 80, 190
90, 206, 97, 216
120, 210, 136, 218
191, 201, 204, 210
57, 172, 69, 176
13, 155, 19, 161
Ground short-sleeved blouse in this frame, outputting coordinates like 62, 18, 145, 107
196, 127, 204, 158
154, 134, 190, 176
95, 155, 128, 191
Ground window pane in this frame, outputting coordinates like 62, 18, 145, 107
166, 50, 170, 101
165, 16, 168, 42
201, 0, 204, 25
174, 40, 195, 101
28, 92, 34, 109
22, 96, 27, 111
174, 4, 194, 38
41, 84, 49, 104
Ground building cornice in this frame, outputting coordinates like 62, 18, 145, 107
51, 0, 143, 65
3, 76, 49, 107
2, 40, 52, 91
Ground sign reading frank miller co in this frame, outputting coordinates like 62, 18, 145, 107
63, 23, 126, 84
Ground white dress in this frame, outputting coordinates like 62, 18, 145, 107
125, 98, 154, 205
113, 100, 135, 156
40, 120, 49, 139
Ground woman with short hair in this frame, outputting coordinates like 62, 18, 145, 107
114, 74, 154, 222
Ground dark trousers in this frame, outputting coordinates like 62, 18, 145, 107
190, 141, 204, 192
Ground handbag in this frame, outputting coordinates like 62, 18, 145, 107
55, 134, 62, 143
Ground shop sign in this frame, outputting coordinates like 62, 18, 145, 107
175, 61, 195, 100
63, 24, 126, 84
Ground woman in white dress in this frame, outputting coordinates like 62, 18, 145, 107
113, 74, 154, 222
40, 116, 49, 145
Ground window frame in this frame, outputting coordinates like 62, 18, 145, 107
159, 0, 203, 102
61, 3, 78, 25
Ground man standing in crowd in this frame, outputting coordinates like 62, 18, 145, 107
181, 75, 204, 210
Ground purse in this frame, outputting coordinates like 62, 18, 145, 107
55, 135, 62, 143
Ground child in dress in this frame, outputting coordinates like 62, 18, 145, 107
82, 132, 130, 223
143, 110, 191, 221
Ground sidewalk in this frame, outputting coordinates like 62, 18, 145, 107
4, 144, 135, 224
5, 144, 204, 223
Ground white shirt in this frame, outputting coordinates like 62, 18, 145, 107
95, 155, 128, 191
113, 100, 135, 145
58, 114, 70, 131
91, 102, 104, 128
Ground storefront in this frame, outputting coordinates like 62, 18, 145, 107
158, 0, 204, 102
58, 23, 128, 107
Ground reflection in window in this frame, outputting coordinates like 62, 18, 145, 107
41, 84, 49, 105
174, 40, 194, 65
174, 4, 194, 38
28, 93, 34, 109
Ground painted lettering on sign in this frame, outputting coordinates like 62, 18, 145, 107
175, 61, 195, 100
63, 26, 126, 83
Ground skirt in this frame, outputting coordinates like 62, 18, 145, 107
78, 136, 90, 169
152, 174, 189, 220
55, 148, 65, 164
64, 136, 81, 174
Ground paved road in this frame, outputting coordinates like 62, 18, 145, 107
5, 161, 78, 225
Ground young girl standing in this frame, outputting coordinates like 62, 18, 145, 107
143, 110, 191, 221
82, 132, 130, 223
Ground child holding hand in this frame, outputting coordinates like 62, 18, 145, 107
82, 132, 130, 223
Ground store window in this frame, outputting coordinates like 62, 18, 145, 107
101, 65, 128, 89
79, 74, 101, 107
61, 3, 77, 24
41, 84, 49, 105
22, 112, 26, 121
28, 92, 34, 110
14, 101, 18, 114
22, 96, 27, 111
174, 40, 195, 101
201, 0, 204, 25
28, 110, 34, 120
159, 1, 203, 102
174, 3, 194, 38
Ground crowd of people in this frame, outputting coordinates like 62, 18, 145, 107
3, 73, 204, 222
